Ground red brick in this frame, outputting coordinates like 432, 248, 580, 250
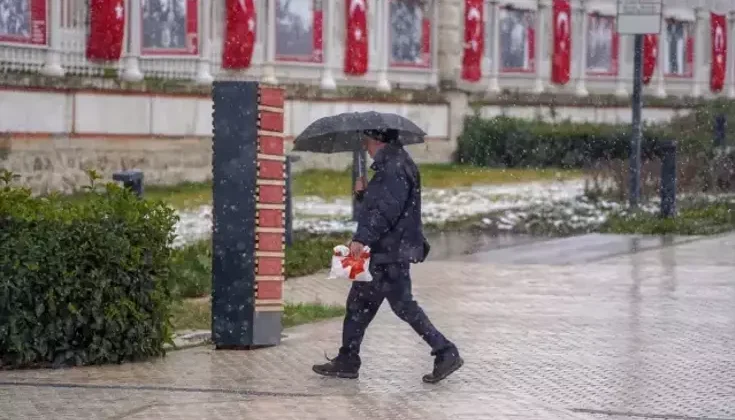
258, 136, 285, 155
258, 185, 284, 204
256, 281, 283, 300
258, 160, 285, 180
259, 112, 284, 132
258, 209, 283, 228
256, 257, 283, 276
257, 232, 284, 251
259, 87, 285, 108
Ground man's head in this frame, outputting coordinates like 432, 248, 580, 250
362, 130, 387, 158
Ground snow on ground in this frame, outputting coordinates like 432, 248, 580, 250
172, 179, 585, 247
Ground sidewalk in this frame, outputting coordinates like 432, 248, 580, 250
1, 233, 734, 420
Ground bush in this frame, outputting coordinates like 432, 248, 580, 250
0, 176, 178, 368
456, 115, 674, 169
169, 239, 212, 299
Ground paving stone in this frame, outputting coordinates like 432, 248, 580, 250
1, 234, 734, 419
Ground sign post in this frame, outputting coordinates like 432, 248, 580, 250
616, 0, 662, 209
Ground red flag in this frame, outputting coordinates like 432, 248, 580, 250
527, 19, 536, 70
643, 34, 658, 84
551, 0, 571, 85
421, 17, 432, 66
711, 12, 727, 92
222, 0, 256, 69
461, 0, 484, 82
686, 32, 695, 76
345, 0, 368, 75
314, 4, 324, 62
86, 0, 125, 61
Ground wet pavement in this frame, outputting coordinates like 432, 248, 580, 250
1, 233, 734, 419
458, 233, 707, 265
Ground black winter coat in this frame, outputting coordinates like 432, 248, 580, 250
352, 144, 428, 264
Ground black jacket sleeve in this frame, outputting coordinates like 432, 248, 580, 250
352, 167, 410, 246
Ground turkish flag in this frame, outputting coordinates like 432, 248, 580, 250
551, 0, 571, 85
86, 0, 125, 61
643, 34, 658, 85
345, 0, 368, 75
461, 0, 484, 82
686, 32, 695, 76
711, 12, 727, 92
222, 0, 257, 69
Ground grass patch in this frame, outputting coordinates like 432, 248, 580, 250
169, 232, 352, 299
170, 298, 211, 331
87, 165, 580, 210
600, 200, 735, 235
418, 164, 579, 189
170, 299, 345, 331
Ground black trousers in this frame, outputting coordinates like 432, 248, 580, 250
339, 262, 454, 363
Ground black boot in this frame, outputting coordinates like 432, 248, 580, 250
422, 346, 463, 384
312, 353, 360, 379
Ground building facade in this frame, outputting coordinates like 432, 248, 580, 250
1, 0, 735, 97
1, 0, 734, 193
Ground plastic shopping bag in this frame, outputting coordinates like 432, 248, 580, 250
328, 245, 373, 282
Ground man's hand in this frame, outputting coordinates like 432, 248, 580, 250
354, 176, 367, 193
349, 241, 365, 258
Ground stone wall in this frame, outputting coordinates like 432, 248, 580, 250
0, 78, 701, 194
5, 136, 212, 194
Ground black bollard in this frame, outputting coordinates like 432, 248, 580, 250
112, 170, 144, 198
714, 114, 727, 148
351, 149, 367, 221
285, 154, 301, 247
211, 81, 286, 348
660, 140, 677, 218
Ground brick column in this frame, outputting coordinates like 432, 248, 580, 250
254, 87, 287, 320
211, 82, 286, 349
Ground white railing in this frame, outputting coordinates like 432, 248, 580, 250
1, 0, 735, 98
0, 0, 438, 90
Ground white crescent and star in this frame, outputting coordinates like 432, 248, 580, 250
350, 0, 366, 42
715, 24, 724, 51
466, 6, 481, 51
557, 11, 568, 51
115, 1, 123, 20
646, 35, 657, 58
714, 22, 725, 65
237, 0, 255, 34
350, 0, 366, 15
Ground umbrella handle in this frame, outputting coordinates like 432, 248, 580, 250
356, 151, 366, 178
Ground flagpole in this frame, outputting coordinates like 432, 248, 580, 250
629, 33, 643, 209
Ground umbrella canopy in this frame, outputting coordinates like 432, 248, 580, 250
292, 111, 427, 153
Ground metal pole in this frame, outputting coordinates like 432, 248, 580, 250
351, 149, 366, 221
285, 156, 293, 247
714, 114, 726, 148
629, 34, 644, 209
659, 140, 677, 218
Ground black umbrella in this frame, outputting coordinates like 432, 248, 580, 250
292, 111, 427, 154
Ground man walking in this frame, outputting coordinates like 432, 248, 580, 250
312, 129, 463, 384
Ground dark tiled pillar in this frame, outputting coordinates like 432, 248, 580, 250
211, 82, 286, 348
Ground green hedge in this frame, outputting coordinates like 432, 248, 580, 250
0, 178, 178, 368
458, 99, 735, 168
456, 115, 674, 168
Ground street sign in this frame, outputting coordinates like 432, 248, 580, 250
616, 0, 663, 34
616, 0, 662, 208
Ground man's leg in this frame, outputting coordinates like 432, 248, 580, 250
382, 263, 463, 383
312, 279, 383, 378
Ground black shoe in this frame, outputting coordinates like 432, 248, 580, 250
312, 352, 360, 379
422, 347, 463, 384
